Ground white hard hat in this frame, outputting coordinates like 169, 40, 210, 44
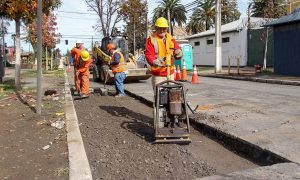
76, 40, 83, 44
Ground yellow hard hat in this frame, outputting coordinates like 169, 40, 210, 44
80, 50, 90, 61
155, 17, 169, 28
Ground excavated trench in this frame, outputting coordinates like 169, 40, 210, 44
73, 92, 265, 179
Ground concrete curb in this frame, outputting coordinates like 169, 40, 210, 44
125, 89, 291, 165
64, 71, 93, 180
199, 74, 300, 86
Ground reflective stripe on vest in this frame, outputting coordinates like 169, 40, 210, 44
111, 51, 127, 73
150, 33, 175, 75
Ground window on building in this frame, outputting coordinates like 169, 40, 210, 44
207, 39, 213, 45
194, 41, 200, 46
222, 37, 230, 43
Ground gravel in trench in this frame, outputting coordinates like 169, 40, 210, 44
74, 93, 256, 179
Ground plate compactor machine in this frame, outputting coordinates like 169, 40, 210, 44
153, 53, 191, 144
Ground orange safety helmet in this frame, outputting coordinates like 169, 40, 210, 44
107, 43, 116, 51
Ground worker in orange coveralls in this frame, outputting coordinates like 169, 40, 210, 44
75, 50, 92, 98
145, 17, 182, 90
71, 40, 85, 95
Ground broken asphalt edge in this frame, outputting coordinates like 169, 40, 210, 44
64, 71, 93, 180
125, 89, 292, 166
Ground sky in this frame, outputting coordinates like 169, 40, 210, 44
4, 0, 250, 54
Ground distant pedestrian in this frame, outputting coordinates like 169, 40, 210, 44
107, 43, 128, 97
145, 17, 183, 90
71, 40, 85, 95
75, 50, 92, 98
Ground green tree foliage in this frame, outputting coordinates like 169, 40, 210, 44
186, 15, 206, 34
0, 0, 61, 89
186, 0, 240, 35
120, 0, 147, 53
221, 0, 240, 24
188, 0, 215, 32
251, 0, 287, 18
152, 0, 187, 35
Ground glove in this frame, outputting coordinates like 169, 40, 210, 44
153, 58, 165, 67
174, 49, 183, 59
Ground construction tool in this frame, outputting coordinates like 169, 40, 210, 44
153, 50, 191, 143
93, 66, 109, 96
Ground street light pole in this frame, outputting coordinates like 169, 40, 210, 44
36, 0, 43, 114
215, 0, 222, 73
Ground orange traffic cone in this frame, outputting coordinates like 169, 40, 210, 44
191, 65, 199, 84
175, 65, 181, 81
180, 59, 188, 82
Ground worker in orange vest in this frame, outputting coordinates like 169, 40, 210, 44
145, 17, 183, 90
75, 50, 92, 98
71, 40, 85, 95
107, 43, 128, 97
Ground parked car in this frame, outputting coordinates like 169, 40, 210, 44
136, 54, 150, 69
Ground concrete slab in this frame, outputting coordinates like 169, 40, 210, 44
198, 163, 300, 180
124, 76, 300, 164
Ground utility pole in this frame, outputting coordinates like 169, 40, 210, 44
215, 0, 222, 73
0, 19, 5, 83
36, 0, 43, 114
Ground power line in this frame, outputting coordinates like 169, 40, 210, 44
56, 15, 98, 21
54, 10, 97, 16
183, 1, 197, 8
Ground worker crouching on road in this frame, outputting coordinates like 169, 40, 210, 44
71, 40, 85, 95
145, 17, 183, 90
75, 50, 92, 98
107, 43, 128, 97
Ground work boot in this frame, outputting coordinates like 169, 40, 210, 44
114, 94, 125, 97
80, 93, 89, 98
73, 91, 80, 96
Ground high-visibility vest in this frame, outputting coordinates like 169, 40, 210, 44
149, 32, 175, 75
111, 50, 127, 73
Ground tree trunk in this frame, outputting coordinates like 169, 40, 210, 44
14, 19, 21, 90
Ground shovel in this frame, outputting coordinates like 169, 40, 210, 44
100, 69, 109, 96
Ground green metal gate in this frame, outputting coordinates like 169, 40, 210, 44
247, 29, 274, 67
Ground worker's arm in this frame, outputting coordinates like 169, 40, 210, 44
76, 59, 91, 73
172, 38, 182, 60
110, 53, 120, 65
145, 38, 156, 66
70, 48, 77, 57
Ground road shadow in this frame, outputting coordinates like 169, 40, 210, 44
99, 105, 154, 142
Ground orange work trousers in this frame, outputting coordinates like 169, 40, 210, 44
74, 67, 78, 91
75, 70, 90, 95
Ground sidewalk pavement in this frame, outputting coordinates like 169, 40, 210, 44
124, 70, 300, 179
196, 67, 300, 86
